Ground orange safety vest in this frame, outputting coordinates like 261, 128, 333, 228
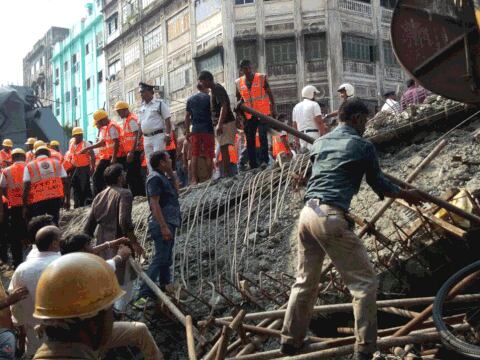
122, 113, 143, 153
49, 149, 63, 163
2, 162, 25, 207
0, 150, 12, 168
99, 121, 125, 160
218, 145, 238, 164
243, 131, 261, 148
26, 157, 64, 205
272, 135, 290, 159
165, 131, 176, 151
238, 73, 271, 120
26, 151, 34, 163
68, 140, 91, 168
63, 151, 73, 173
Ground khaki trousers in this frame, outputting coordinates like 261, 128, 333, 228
281, 203, 378, 354
100, 321, 163, 360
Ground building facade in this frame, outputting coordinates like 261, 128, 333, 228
102, 0, 404, 126
23, 27, 70, 108
52, 2, 106, 141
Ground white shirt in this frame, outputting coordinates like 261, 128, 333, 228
22, 155, 67, 182
138, 98, 171, 134
381, 98, 401, 114
9, 251, 60, 355
292, 99, 322, 132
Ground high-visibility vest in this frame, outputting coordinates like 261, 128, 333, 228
237, 73, 271, 120
272, 135, 290, 159
68, 140, 91, 168
165, 131, 176, 151
99, 121, 125, 160
122, 113, 143, 153
49, 149, 63, 163
26, 151, 34, 163
219, 135, 239, 165
25, 157, 64, 205
243, 131, 261, 149
0, 150, 12, 168
63, 151, 73, 173
2, 162, 25, 207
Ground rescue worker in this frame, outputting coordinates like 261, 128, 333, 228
69, 127, 95, 208
272, 132, 291, 160
48, 140, 63, 163
81, 109, 125, 196
114, 101, 145, 196
33, 253, 162, 360
0, 148, 27, 268
138, 82, 172, 168
280, 98, 423, 359
25, 138, 36, 163
236, 59, 276, 169
22, 145, 69, 225
0, 139, 13, 168
324, 83, 355, 123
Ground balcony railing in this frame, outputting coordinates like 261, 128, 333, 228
306, 59, 327, 73
339, 0, 372, 17
384, 66, 403, 81
343, 60, 376, 76
267, 63, 297, 77
381, 8, 393, 23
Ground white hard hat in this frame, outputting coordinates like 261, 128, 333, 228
337, 83, 355, 97
301, 85, 320, 100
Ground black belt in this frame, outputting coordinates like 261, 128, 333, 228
143, 129, 164, 137
302, 129, 319, 133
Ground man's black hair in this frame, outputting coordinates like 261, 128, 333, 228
36, 226, 60, 252
104, 164, 124, 186
12, 153, 26, 162
239, 59, 251, 69
150, 151, 169, 170
28, 215, 55, 243
406, 79, 415, 88
36, 148, 50, 157
339, 98, 369, 122
198, 70, 214, 82
60, 233, 91, 255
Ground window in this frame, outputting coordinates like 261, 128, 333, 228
55, 99, 60, 116
65, 91, 71, 102
195, 0, 221, 23
122, 0, 138, 22
127, 89, 135, 105
235, 0, 254, 4
108, 59, 121, 75
64, 61, 69, 71
266, 39, 296, 64
235, 41, 257, 67
167, 9, 190, 40
39, 57, 44, 66
86, 78, 91, 90
144, 27, 162, 55
98, 70, 103, 82
86, 43, 90, 55
55, 67, 59, 78
342, 35, 376, 63
383, 41, 397, 66
305, 34, 327, 61
107, 14, 119, 35
72, 53, 77, 64
169, 64, 191, 92
381, 0, 396, 9
96, 31, 104, 48
124, 42, 140, 66
196, 51, 223, 74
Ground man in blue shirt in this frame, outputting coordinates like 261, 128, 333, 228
135, 151, 181, 304
280, 98, 423, 360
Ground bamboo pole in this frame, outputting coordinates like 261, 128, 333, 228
214, 310, 246, 360
186, 315, 197, 360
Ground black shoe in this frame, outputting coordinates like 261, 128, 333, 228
353, 352, 372, 360
280, 343, 301, 356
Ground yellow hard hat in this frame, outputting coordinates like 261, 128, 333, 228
72, 127, 83, 136
25, 138, 36, 145
11, 148, 26, 156
34, 253, 125, 319
93, 109, 108, 123
114, 101, 129, 111
2, 139, 13, 147
34, 145, 50, 154
49, 140, 60, 147
33, 140, 46, 151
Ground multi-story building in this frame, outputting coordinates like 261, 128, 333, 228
102, 0, 404, 126
52, 1, 106, 140
23, 27, 70, 108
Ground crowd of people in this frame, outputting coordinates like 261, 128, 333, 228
0, 57, 432, 359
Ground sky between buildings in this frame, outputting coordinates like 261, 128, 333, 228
0, 0, 89, 86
